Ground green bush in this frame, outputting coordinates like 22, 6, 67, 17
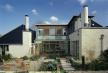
88, 49, 108, 70
69, 49, 108, 70
30, 55, 40, 61
69, 59, 82, 70
21, 56, 29, 60
47, 54, 56, 59
47, 61, 57, 71
2, 54, 12, 61
39, 61, 57, 71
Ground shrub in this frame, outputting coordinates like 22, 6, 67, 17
39, 61, 57, 71
47, 54, 56, 59
2, 54, 12, 61
87, 49, 108, 70
47, 61, 57, 71
69, 49, 108, 70
69, 58, 82, 70
21, 56, 29, 60
30, 55, 40, 61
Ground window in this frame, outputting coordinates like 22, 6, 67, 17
57, 28, 62, 35
92, 24, 94, 26
44, 29, 49, 36
49, 27, 56, 35
64, 32, 66, 35
76, 41, 79, 59
71, 40, 79, 59
63, 28, 67, 35
38, 29, 44, 36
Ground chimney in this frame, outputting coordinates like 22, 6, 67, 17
83, 5, 89, 25
25, 15, 29, 31
81, 5, 89, 27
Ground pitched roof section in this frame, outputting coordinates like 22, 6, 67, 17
0, 25, 25, 45
91, 20, 103, 27
68, 16, 94, 26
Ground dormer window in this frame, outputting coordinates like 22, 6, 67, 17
92, 24, 94, 26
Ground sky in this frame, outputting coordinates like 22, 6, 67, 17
0, 0, 108, 34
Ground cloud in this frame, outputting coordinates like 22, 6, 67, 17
36, 16, 59, 25
50, 16, 58, 22
78, 0, 87, 5
78, 0, 95, 5
92, 10, 97, 15
1, 4, 14, 12
31, 9, 38, 15
44, 21, 51, 24
36, 21, 51, 24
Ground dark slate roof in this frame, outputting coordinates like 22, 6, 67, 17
0, 25, 25, 45
68, 16, 94, 26
0, 24, 36, 45
91, 20, 103, 27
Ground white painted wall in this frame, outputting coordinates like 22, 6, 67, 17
81, 28, 108, 61
69, 28, 108, 62
75, 18, 82, 31
9, 31, 32, 58
69, 30, 80, 41
74, 18, 91, 31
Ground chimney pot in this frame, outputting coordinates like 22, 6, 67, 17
83, 5, 88, 7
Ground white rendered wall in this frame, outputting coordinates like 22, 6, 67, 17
74, 18, 91, 31
69, 30, 82, 59
81, 28, 108, 62
69, 28, 108, 62
75, 18, 82, 31
9, 31, 32, 58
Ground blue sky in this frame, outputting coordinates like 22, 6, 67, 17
0, 0, 108, 34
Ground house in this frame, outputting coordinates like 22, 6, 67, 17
68, 5, 108, 62
33, 5, 108, 62
33, 24, 69, 56
0, 15, 36, 58
0, 5, 108, 62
